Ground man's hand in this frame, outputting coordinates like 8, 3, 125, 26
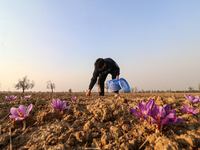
86, 89, 91, 96
98, 85, 101, 93
116, 76, 119, 79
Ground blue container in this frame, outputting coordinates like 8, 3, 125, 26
107, 78, 130, 92
107, 79, 121, 92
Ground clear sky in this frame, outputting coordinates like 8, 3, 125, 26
0, 0, 200, 92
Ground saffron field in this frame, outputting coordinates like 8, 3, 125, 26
0, 92, 200, 150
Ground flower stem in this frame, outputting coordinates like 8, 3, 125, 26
22, 120, 26, 131
145, 119, 150, 125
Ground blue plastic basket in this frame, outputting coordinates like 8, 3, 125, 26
107, 78, 130, 92
107, 79, 121, 92
118, 78, 130, 92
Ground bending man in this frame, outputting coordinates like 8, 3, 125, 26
86, 58, 120, 96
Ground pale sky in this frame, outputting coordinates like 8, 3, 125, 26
0, 0, 200, 92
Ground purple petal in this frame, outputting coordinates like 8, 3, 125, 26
159, 106, 166, 118
147, 99, 154, 110
51, 103, 57, 109
188, 95, 194, 103
62, 106, 71, 110
55, 109, 60, 113
25, 104, 33, 117
10, 108, 19, 116
130, 108, 136, 114
176, 118, 185, 123
182, 104, 189, 111
5, 96, 9, 100
71, 96, 77, 101
18, 105, 26, 115
60, 101, 67, 108
139, 101, 146, 115
160, 117, 170, 125
9, 115, 18, 119
135, 105, 139, 110
189, 107, 194, 112
181, 108, 187, 113
151, 117, 158, 124
161, 117, 178, 125
130, 108, 142, 118
184, 94, 194, 103
193, 99, 199, 103
14, 96, 17, 100
166, 112, 176, 118
57, 99, 62, 107
184, 94, 189, 100
193, 109, 198, 114
150, 104, 159, 118
52, 98, 57, 106
164, 104, 170, 114
15, 117, 24, 121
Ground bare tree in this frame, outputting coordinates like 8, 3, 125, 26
130, 87, 134, 93
134, 87, 138, 93
188, 86, 193, 92
47, 80, 55, 93
15, 76, 35, 93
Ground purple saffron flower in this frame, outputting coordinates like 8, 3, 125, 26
51, 98, 71, 114
150, 104, 185, 129
182, 104, 198, 114
25, 95, 31, 100
184, 94, 200, 107
9, 104, 33, 121
71, 96, 77, 101
5, 95, 17, 103
130, 99, 154, 123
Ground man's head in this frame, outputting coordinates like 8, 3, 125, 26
95, 58, 106, 71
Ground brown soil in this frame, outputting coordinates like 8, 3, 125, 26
0, 92, 200, 150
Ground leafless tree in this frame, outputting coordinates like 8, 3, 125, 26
47, 80, 55, 93
15, 76, 35, 93
130, 87, 134, 93
188, 86, 193, 92
135, 87, 138, 93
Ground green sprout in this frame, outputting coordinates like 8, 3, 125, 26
114, 133, 119, 144
98, 111, 103, 118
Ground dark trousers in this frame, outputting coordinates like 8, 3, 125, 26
98, 71, 118, 96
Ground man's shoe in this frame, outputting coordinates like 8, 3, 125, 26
99, 92, 104, 96
114, 93, 119, 97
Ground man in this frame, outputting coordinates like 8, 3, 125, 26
86, 58, 120, 96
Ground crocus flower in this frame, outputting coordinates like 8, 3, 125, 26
182, 104, 198, 115
21, 97, 23, 100
25, 95, 31, 100
9, 104, 33, 131
184, 94, 200, 107
51, 98, 71, 114
9, 104, 33, 121
5, 95, 17, 103
130, 99, 155, 123
71, 96, 77, 101
150, 104, 185, 130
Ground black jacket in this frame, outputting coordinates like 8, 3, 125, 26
89, 58, 120, 90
